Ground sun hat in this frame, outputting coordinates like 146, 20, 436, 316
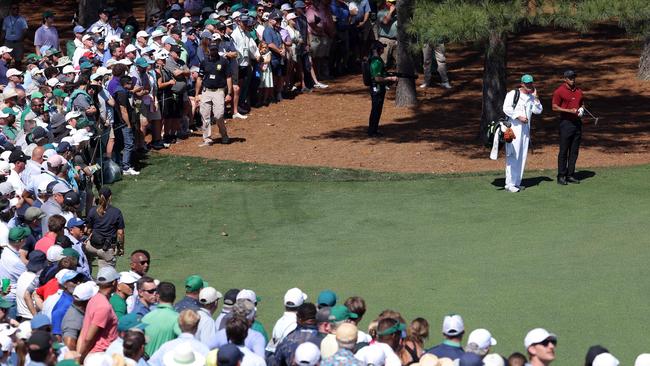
199, 287, 222, 305
73, 281, 99, 301
467, 328, 497, 350
284, 287, 308, 307
294, 342, 321, 366
163, 343, 207, 366
521, 74, 534, 83
442, 314, 464, 336
317, 290, 337, 307
524, 328, 557, 348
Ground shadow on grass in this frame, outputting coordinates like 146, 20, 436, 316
491, 176, 554, 189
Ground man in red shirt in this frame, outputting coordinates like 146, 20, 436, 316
78, 266, 120, 362
551, 70, 584, 185
34, 215, 66, 253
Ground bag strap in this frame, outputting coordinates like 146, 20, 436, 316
512, 89, 520, 109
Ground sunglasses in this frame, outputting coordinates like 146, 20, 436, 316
138, 260, 150, 265
535, 338, 557, 347
142, 288, 157, 294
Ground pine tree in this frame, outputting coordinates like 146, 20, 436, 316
395, 0, 418, 107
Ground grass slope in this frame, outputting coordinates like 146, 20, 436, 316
111, 155, 650, 365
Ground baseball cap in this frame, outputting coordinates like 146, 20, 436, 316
30, 314, 51, 330
564, 70, 577, 79
217, 344, 244, 366
135, 57, 149, 68
27, 330, 52, 352
57, 269, 82, 285
236, 289, 259, 304
442, 314, 464, 336
47, 155, 69, 170
280, 3, 293, 11
26, 250, 47, 273
521, 74, 534, 83
286, 13, 297, 21
119, 271, 139, 285
185, 275, 207, 292
593, 354, 619, 366
124, 25, 135, 34
459, 352, 484, 366
0, 181, 13, 196
635, 354, 650, 366
73, 281, 99, 301
524, 328, 557, 348
199, 287, 222, 305
96, 266, 120, 284
56, 141, 73, 154
136, 31, 150, 39
2, 88, 17, 100
73, 25, 86, 34
125, 44, 138, 54
204, 19, 218, 26
328, 305, 358, 322
47, 245, 64, 262
181, 16, 191, 24
284, 287, 308, 307
8, 226, 31, 242
63, 191, 81, 206
467, 328, 497, 350
316, 307, 331, 323
6, 69, 22, 78
294, 1, 306, 8
294, 342, 320, 366
51, 182, 71, 195
66, 217, 85, 230
0, 47, 12, 55
335, 323, 357, 344
65, 110, 82, 121
62, 248, 80, 259
223, 289, 240, 307
317, 290, 337, 307
118, 312, 145, 332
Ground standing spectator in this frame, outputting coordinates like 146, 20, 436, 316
85, 187, 125, 269
321, 323, 362, 366
552, 70, 584, 185
174, 275, 206, 312
77, 267, 120, 361
267, 287, 308, 354
62, 281, 99, 351
113, 75, 139, 176
131, 276, 157, 317
195, 42, 232, 146
274, 302, 323, 366
231, 15, 260, 117
34, 11, 59, 56
465, 328, 497, 359
0, 47, 12, 86
421, 42, 451, 89
0, 226, 30, 316
149, 309, 209, 366
426, 314, 465, 360
524, 328, 557, 366
196, 287, 222, 345
163, 45, 189, 144
226, 315, 266, 366
216, 289, 240, 330
376, 0, 397, 68
330, 0, 351, 76
293, 2, 314, 91
263, 12, 286, 102
16, 250, 47, 320
110, 271, 138, 320
142, 281, 179, 357
305, 0, 332, 86
401, 318, 429, 365
1, 4, 28, 63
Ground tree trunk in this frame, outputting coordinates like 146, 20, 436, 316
395, 0, 417, 107
638, 37, 650, 80
480, 30, 508, 143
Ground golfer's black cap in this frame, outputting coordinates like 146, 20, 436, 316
564, 70, 577, 79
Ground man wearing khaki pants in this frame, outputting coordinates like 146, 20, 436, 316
195, 41, 233, 146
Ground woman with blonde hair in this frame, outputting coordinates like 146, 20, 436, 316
401, 318, 430, 365
85, 187, 126, 270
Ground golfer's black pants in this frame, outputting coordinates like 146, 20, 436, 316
558, 119, 582, 178
368, 87, 386, 135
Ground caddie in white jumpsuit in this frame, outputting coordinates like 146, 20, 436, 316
502, 74, 543, 192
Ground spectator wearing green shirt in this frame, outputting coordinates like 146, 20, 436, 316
376, 0, 397, 68
367, 41, 397, 137
109, 272, 138, 320
142, 281, 181, 357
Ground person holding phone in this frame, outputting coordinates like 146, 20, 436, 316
501, 74, 543, 192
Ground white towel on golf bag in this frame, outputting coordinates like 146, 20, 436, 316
490, 123, 510, 160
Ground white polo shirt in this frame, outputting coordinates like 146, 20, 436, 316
0, 245, 26, 301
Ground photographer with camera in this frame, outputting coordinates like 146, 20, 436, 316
85, 187, 125, 272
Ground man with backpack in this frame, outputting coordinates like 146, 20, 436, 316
501, 74, 543, 192
365, 41, 397, 137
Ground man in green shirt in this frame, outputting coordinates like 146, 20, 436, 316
368, 41, 397, 137
142, 281, 180, 357
109, 271, 138, 320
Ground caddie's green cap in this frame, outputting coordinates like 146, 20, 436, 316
328, 305, 358, 322
521, 74, 534, 83
2, 107, 17, 116
61, 248, 80, 259
53, 89, 68, 98
31, 91, 44, 99
205, 19, 218, 26
377, 321, 407, 336
9, 226, 31, 242
0, 297, 12, 308
124, 25, 135, 33
43, 11, 55, 18
317, 290, 337, 307
57, 360, 80, 366
185, 275, 208, 292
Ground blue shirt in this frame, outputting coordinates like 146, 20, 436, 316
184, 39, 199, 68
210, 328, 266, 357
330, 0, 351, 31
174, 296, 201, 313
262, 26, 283, 64
427, 340, 464, 360
0, 60, 8, 86
354, 0, 371, 23
274, 324, 323, 366
131, 299, 153, 317
52, 292, 74, 335
321, 348, 364, 366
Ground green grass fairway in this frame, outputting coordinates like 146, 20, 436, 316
110, 155, 650, 365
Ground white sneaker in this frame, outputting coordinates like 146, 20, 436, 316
505, 185, 520, 193
419, 83, 429, 89
314, 82, 328, 89
123, 168, 140, 176
233, 113, 248, 119
440, 82, 452, 89
198, 140, 213, 147
291, 86, 298, 92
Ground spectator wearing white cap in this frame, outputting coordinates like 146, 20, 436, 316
465, 328, 497, 358
295, 342, 321, 366
195, 286, 222, 345
0, 47, 11, 85
5, 68, 23, 89
77, 266, 120, 361
635, 354, 650, 366
267, 287, 308, 354
109, 271, 138, 320
73, 34, 96, 67
524, 328, 557, 366
426, 314, 465, 360
62, 281, 98, 349
592, 353, 619, 366
149, 309, 209, 366
273, 302, 322, 366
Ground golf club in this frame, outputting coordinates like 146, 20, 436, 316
582, 107, 600, 126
